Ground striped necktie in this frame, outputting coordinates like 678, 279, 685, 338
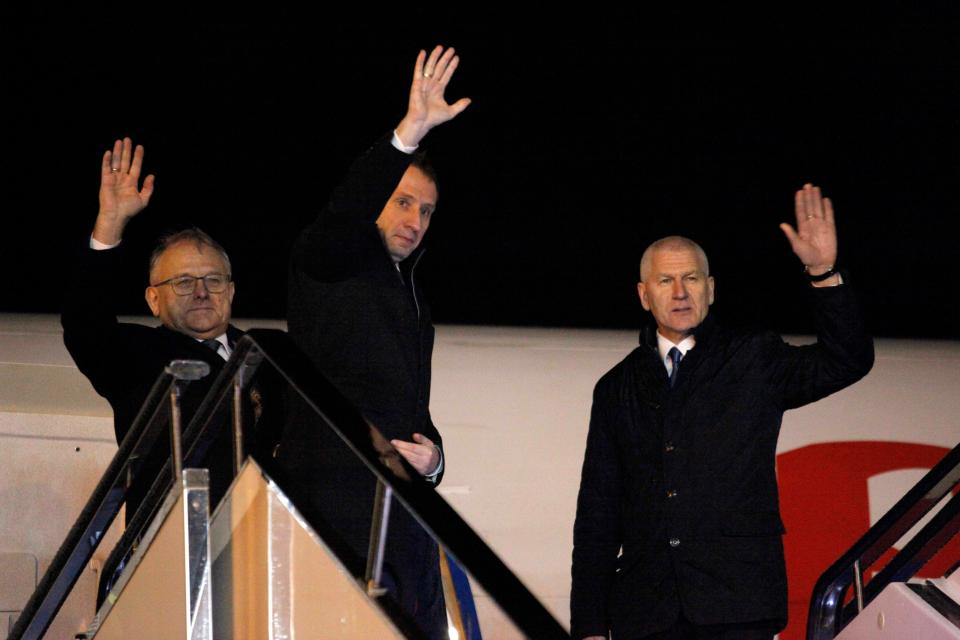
202, 338, 224, 359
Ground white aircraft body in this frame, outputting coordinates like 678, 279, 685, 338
1, 314, 957, 639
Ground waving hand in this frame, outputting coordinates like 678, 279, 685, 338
780, 183, 840, 285
92, 137, 155, 245
395, 45, 472, 148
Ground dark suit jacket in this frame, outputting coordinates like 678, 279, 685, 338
61, 243, 242, 523
570, 283, 874, 640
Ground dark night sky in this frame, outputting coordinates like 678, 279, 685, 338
3, 9, 959, 337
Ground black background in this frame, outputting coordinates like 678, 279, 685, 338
4, 9, 959, 337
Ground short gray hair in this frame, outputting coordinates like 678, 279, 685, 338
149, 227, 232, 280
639, 236, 709, 281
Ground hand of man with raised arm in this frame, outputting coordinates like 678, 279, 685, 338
92, 137, 155, 246
780, 183, 841, 287
394, 45, 472, 148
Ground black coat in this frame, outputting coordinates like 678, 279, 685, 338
282, 134, 446, 639
287, 134, 440, 456
61, 244, 243, 523
570, 283, 874, 640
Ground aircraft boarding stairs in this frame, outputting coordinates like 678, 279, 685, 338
807, 439, 960, 638
7, 330, 569, 639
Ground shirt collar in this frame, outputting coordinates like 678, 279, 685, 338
656, 332, 696, 367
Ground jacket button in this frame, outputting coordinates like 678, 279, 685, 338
669, 538, 680, 548
664, 442, 675, 452
666, 489, 677, 498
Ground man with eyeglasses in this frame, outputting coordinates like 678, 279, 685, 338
62, 137, 242, 528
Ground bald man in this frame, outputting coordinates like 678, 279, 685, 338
571, 185, 874, 639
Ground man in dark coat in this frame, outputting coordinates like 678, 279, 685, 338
62, 137, 241, 524
282, 45, 470, 639
570, 185, 874, 639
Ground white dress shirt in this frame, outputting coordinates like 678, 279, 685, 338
656, 333, 697, 375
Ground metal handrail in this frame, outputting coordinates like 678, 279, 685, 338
188, 329, 571, 638
13, 330, 569, 639
807, 441, 960, 639
94, 342, 260, 614
8, 365, 205, 640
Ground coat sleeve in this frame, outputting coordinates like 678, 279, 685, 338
60, 243, 160, 439
421, 407, 445, 486
570, 379, 623, 639
292, 134, 415, 281
62, 244, 130, 397
766, 280, 874, 410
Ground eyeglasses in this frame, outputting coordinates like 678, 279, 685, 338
151, 274, 231, 296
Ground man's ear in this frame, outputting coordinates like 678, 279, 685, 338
637, 282, 651, 311
145, 286, 161, 318
707, 276, 716, 306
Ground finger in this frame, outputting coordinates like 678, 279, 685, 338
412, 49, 426, 82
437, 54, 459, 86
129, 144, 146, 179
119, 137, 133, 173
101, 149, 114, 179
803, 183, 821, 223
391, 438, 411, 451
394, 442, 417, 458
433, 47, 456, 83
801, 183, 815, 221
397, 449, 416, 467
392, 441, 428, 462
408, 444, 431, 458
810, 184, 824, 219
448, 97, 472, 117
823, 196, 835, 225
110, 139, 123, 171
424, 45, 443, 78
411, 433, 434, 446
803, 183, 820, 220
391, 439, 421, 455
140, 174, 156, 204
779, 222, 800, 249
794, 188, 806, 226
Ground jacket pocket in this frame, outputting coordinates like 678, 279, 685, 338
720, 510, 786, 536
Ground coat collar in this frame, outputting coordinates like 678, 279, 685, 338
398, 244, 426, 276
640, 313, 719, 354
155, 323, 244, 358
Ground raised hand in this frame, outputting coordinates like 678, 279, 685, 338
92, 137, 155, 245
780, 183, 838, 280
395, 45, 472, 148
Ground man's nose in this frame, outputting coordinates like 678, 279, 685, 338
672, 280, 688, 298
404, 209, 422, 232
193, 278, 210, 298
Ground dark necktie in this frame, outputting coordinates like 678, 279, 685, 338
668, 347, 683, 388
202, 338, 223, 358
